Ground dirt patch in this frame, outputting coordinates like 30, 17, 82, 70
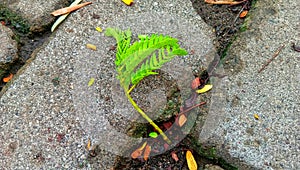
191, 0, 253, 57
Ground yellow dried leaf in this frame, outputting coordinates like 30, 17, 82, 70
186, 150, 197, 170
95, 27, 102, 32
86, 43, 97, 51
86, 138, 91, 150
88, 78, 95, 87
196, 84, 213, 94
254, 114, 259, 120
122, 0, 133, 6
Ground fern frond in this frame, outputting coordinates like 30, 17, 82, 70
131, 47, 187, 85
105, 28, 187, 90
105, 28, 131, 66
117, 34, 187, 89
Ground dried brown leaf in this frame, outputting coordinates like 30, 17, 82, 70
51, 2, 92, 16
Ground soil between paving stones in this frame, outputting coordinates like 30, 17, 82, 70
0, 1, 254, 169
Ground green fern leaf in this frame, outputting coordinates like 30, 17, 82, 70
105, 28, 131, 66
105, 28, 187, 90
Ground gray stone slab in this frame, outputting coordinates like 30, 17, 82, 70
0, 0, 216, 169
1, 0, 69, 32
199, 0, 300, 169
0, 24, 18, 78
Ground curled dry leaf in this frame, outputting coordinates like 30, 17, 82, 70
86, 43, 97, 51
171, 151, 179, 162
3, 73, 13, 82
196, 84, 213, 94
88, 78, 95, 87
178, 114, 187, 127
254, 113, 259, 120
122, 0, 134, 6
239, 10, 248, 18
205, 0, 246, 5
96, 27, 102, 32
191, 77, 200, 90
86, 138, 91, 150
186, 150, 197, 170
51, 0, 82, 32
131, 142, 147, 159
51, 2, 92, 16
143, 144, 151, 161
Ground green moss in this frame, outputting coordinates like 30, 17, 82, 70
0, 5, 30, 34
239, 22, 248, 32
128, 123, 148, 138
220, 36, 236, 59
188, 136, 238, 170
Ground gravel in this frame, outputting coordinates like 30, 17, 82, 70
199, 0, 300, 169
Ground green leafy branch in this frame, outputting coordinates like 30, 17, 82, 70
105, 28, 188, 144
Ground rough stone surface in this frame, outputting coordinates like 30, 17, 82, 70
0, 24, 18, 77
199, 0, 300, 169
0, 0, 216, 169
1, 0, 69, 32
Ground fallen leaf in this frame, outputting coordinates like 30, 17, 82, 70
122, 0, 134, 6
86, 138, 91, 150
196, 84, 213, 94
3, 73, 13, 83
163, 122, 172, 129
88, 78, 95, 87
143, 144, 151, 161
51, 0, 83, 32
254, 114, 259, 120
171, 151, 179, 162
191, 77, 200, 90
186, 150, 197, 170
205, 0, 246, 5
131, 142, 147, 159
51, 2, 92, 16
178, 114, 187, 127
95, 26, 102, 32
149, 132, 158, 138
86, 43, 97, 51
239, 10, 248, 18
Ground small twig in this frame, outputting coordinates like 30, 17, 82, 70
179, 102, 206, 116
224, 1, 248, 36
258, 44, 285, 73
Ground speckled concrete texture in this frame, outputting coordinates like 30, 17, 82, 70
0, 24, 18, 76
199, 0, 300, 169
1, 0, 69, 32
0, 0, 216, 169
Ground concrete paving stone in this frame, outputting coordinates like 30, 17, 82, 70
1, 0, 70, 32
199, 0, 300, 169
0, 24, 18, 78
0, 0, 217, 169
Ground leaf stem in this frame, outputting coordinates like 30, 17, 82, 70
125, 91, 171, 144
127, 84, 137, 94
